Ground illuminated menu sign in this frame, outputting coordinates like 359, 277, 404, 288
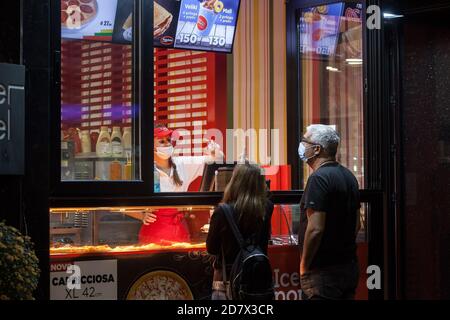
61, 0, 119, 42
299, 3, 345, 57
175, 0, 240, 53
61, 0, 241, 53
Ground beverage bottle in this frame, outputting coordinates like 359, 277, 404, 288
81, 130, 91, 154
122, 127, 132, 155
111, 126, 124, 156
96, 126, 112, 157
110, 160, 122, 181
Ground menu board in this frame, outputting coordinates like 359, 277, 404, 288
61, 0, 119, 42
299, 3, 345, 57
175, 0, 240, 52
62, 0, 241, 53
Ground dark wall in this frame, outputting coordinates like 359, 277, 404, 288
400, 10, 450, 299
16, 0, 51, 299
0, 2, 21, 64
1, 0, 51, 300
0, 0, 23, 229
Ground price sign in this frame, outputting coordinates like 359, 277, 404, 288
50, 260, 118, 300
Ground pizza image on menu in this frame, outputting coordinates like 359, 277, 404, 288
154, 1, 173, 38
126, 270, 194, 300
61, 0, 99, 29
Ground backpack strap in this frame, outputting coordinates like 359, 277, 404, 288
221, 245, 227, 283
220, 203, 246, 249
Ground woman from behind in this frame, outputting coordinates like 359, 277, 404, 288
206, 162, 274, 300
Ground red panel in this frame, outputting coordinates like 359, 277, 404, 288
154, 49, 227, 158
61, 40, 132, 132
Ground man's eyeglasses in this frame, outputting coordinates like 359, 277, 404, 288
301, 137, 316, 145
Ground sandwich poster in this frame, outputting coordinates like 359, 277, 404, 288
61, 0, 119, 41
112, 0, 181, 48
153, 0, 182, 48
175, 0, 240, 52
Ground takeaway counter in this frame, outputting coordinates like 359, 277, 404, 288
49, 203, 368, 300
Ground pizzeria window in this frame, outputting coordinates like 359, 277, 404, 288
56, 0, 367, 207
46, 0, 374, 301
60, 0, 140, 182
152, 0, 366, 193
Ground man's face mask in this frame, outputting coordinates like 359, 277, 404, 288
298, 141, 319, 162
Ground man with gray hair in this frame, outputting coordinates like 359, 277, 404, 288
298, 124, 361, 300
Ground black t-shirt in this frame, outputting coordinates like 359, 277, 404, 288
298, 162, 360, 270
206, 200, 274, 273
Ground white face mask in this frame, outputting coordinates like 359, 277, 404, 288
298, 142, 317, 162
156, 146, 174, 160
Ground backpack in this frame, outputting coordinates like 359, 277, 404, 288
220, 204, 275, 300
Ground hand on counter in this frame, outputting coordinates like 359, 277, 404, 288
200, 224, 210, 233
143, 212, 157, 225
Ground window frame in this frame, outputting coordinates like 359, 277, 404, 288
50, 0, 154, 197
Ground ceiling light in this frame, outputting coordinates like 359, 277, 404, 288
383, 12, 404, 19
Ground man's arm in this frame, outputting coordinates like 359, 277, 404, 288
300, 209, 326, 275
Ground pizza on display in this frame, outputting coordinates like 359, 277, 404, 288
127, 271, 194, 300
61, 0, 98, 29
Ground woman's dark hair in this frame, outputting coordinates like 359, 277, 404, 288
222, 162, 268, 236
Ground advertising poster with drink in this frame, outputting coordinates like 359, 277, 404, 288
61, 0, 119, 42
175, 0, 241, 53
299, 3, 345, 58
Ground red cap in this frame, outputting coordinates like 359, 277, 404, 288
154, 126, 173, 138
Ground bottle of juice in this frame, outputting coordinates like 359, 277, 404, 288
110, 160, 122, 181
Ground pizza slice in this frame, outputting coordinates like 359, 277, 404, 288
61, 0, 98, 29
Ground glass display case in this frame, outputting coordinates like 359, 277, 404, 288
50, 203, 367, 256
50, 205, 215, 255
49, 204, 302, 256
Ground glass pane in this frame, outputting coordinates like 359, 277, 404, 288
60, 0, 140, 181
153, 0, 294, 193
298, 2, 365, 188
49, 204, 300, 254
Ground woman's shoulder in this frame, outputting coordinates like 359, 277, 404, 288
211, 204, 228, 220
266, 199, 274, 211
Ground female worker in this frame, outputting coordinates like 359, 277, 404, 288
138, 124, 224, 244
